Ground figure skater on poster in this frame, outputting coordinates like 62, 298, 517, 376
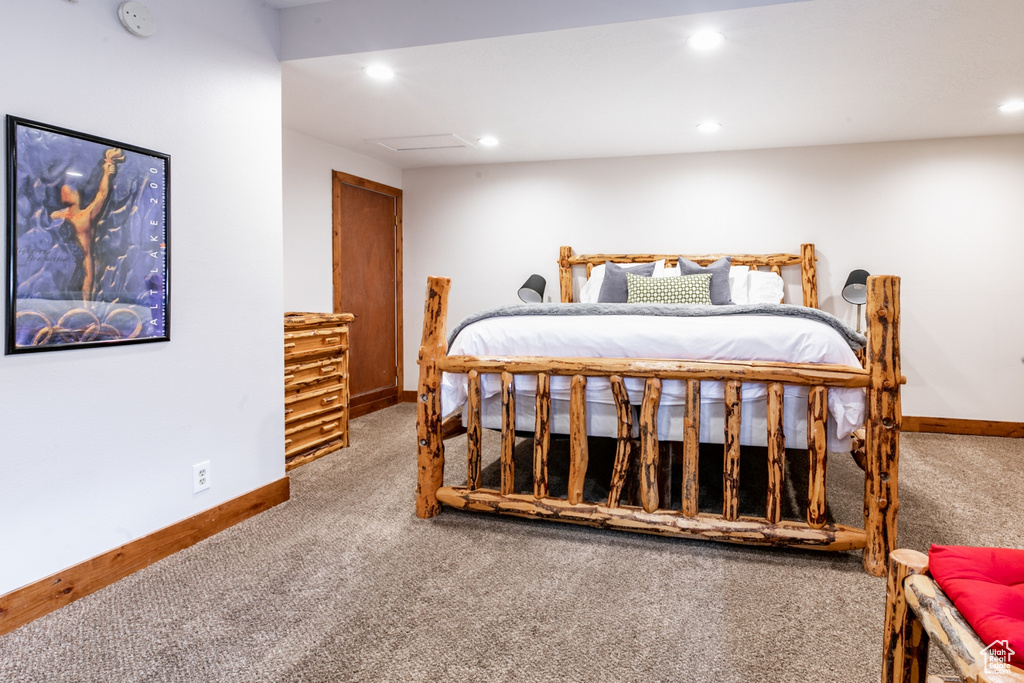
49, 147, 125, 301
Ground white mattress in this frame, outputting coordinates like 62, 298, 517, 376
441, 313, 865, 451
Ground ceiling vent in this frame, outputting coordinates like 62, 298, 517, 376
366, 134, 475, 152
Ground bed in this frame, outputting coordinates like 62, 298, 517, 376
415, 244, 902, 576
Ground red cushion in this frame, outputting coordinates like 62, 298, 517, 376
929, 544, 1024, 667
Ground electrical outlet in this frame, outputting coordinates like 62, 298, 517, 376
193, 461, 211, 493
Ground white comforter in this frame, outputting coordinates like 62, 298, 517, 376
441, 313, 865, 444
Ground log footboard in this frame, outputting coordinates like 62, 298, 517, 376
436, 487, 866, 550
416, 251, 902, 577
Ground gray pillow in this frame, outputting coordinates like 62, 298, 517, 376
597, 261, 657, 303
676, 256, 733, 304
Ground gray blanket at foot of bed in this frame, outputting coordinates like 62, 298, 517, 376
447, 302, 866, 351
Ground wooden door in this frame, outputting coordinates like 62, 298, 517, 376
332, 172, 403, 417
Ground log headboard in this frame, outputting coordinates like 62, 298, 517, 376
556, 243, 819, 308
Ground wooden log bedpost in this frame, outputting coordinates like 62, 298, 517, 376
863, 275, 902, 577
800, 243, 818, 308
559, 246, 574, 303
881, 549, 929, 683
416, 276, 451, 518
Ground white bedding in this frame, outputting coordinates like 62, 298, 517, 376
441, 313, 865, 451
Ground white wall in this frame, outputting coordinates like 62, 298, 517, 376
0, 0, 284, 594
403, 135, 1024, 422
283, 128, 402, 312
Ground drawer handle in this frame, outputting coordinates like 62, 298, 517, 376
285, 408, 293, 415
320, 366, 335, 374
284, 374, 295, 382
284, 438, 292, 446
322, 396, 338, 405
323, 337, 340, 345
321, 422, 340, 433
284, 343, 296, 350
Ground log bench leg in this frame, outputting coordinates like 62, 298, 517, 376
882, 549, 929, 683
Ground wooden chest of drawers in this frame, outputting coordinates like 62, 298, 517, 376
284, 312, 354, 470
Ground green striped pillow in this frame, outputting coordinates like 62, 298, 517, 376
626, 272, 713, 305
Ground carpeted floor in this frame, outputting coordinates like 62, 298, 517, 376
1, 403, 1021, 682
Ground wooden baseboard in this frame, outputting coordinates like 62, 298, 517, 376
401, 390, 416, 402
350, 394, 400, 418
903, 416, 1024, 438
0, 477, 290, 636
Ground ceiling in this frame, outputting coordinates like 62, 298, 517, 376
278, 0, 1024, 169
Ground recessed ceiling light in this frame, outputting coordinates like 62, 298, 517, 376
478, 136, 499, 147
688, 30, 725, 51
364, 64, 395, 80
696, 122, 722, 133
998, 100, 1024, 113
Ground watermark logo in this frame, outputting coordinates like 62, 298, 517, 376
982, 640, 1015, 675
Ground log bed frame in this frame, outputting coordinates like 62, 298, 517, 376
415, 244, 902, 577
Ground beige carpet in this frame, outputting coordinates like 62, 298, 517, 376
1, 403, 1021, 682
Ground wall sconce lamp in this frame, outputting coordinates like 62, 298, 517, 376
518, 274, 546, 303
842, 269, 869, 333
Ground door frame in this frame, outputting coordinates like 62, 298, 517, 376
331, 170, 403, 417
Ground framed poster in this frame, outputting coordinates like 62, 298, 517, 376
5, 116, 170, 354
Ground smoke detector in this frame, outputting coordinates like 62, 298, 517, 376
118, 1, 156, 37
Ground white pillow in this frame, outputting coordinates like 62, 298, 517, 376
729, 266, 750, 304
651, 260, 676, 277
587, 260, 769, 303
747, 270, 785, 304
578, 263, 605, 303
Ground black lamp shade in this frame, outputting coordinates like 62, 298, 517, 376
518, 274, 546, 303
842, 269, 870, 305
